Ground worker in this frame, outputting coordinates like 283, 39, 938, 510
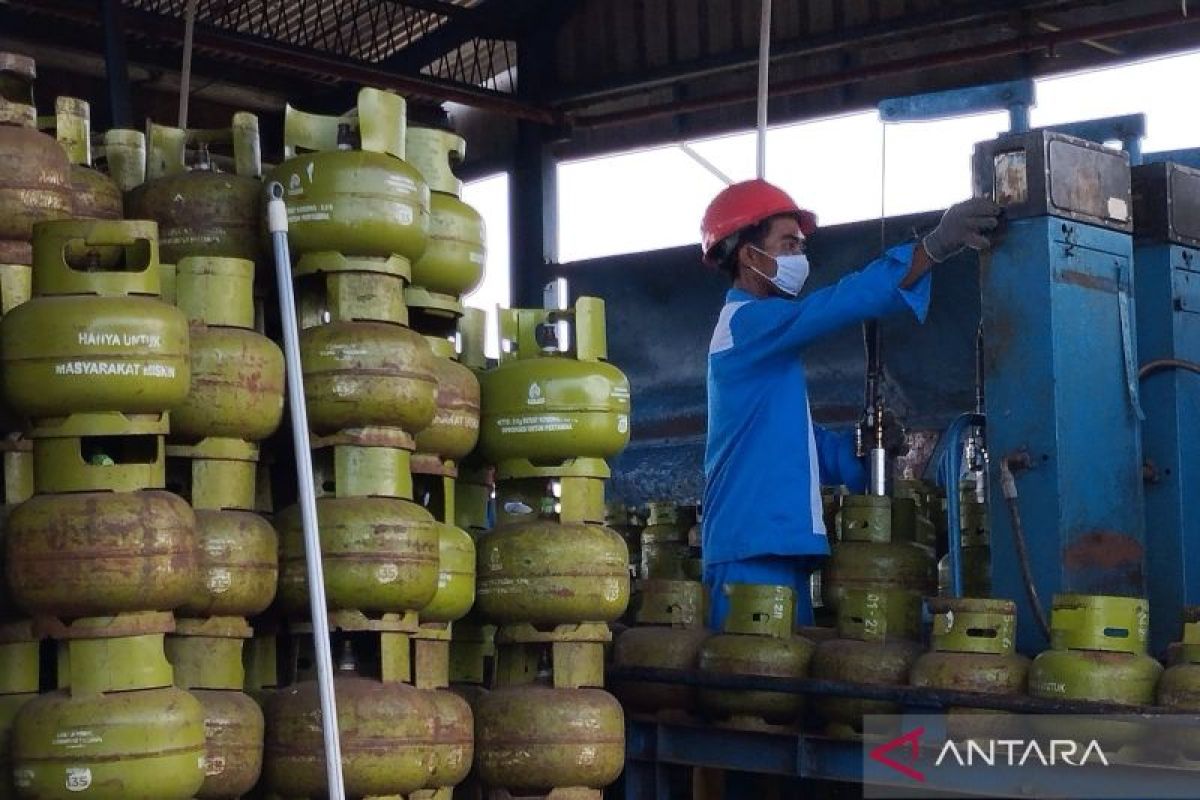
700, 179, 1000, 629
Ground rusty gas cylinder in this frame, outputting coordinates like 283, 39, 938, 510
420, 521, 476, 624
125, 115, 263, 263
6, 490, 197, 618
696, 584, 815, 725
276, 495, 439, 616
300, 319, 438, 437
264, 674, 438, 797
810, 590, 924, 737
169, 257, 284, 442
0, 54, 71, 248
909, 598, 1029, 739
476, 517, 629, 626
611, 579, 710, 715
1156, 612, 1200, 762
181, 508, 277, 619
473, 685, 624, 794
165, 617, 263, 799
423, 688, 473, 792
413, 335, 481, 465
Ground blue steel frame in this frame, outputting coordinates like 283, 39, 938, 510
878, 78, 1034, 131
1135, 238, 1200, 656
982, 217, 1145, 655
622, 717, 1200, 798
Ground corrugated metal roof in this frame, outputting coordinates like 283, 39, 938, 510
125, 0, 484, 63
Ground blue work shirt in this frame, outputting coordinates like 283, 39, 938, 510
702, 243, 931, 565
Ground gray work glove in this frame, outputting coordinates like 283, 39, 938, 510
921, 197, 1003, 263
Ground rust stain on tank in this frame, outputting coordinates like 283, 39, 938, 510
1062, 530, 1144, 570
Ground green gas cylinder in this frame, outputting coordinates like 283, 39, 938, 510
611, 579, 710, 715
0, 220, 190, 420
421, 522, 476, 624
423, 688, 474, 793
823, 494, 936, 613
48, 98, 121, 223
265, 674, 438, 797
639, 501, 692, 580
98, 128, 146, 196
299, 316, 438, 437
0, 442, 33, 620
0, 622, 39, 800
892, 479, 938, 550
6, 489, 197, 617
605, 501, 642, 569
478, 297, 630, 467
404, 125, 486, 308
910, 598, 1029, 739
473, 685, 623, 794
270, 88, 430, 262
182, 508, 278, 618
12, 614, 205, 800
476, 517, 629, 625
696, 584, 814, 725
277, 494, 439, 616
125, 115, 263, 263
1029, 594, 1161, 750
0, 54, 71, 247
1156, 614, 1200, 761
810, 589, 924, 737
169, 256, 284, 442
413, 336, 481, 464
937, 490, 991, 597
277, 433, 440, 616
165, 617, 263, 799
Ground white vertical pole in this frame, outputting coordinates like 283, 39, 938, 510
756, 0, 773, 179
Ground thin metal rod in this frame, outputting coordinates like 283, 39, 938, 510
756, 0, 772, 178
678, 142, 734, 186
266, 182, 346, 800
607, 666, 1177, 716
177, 0, 197, 128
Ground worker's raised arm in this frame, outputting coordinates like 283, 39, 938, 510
726, 243, 932, 361
719, 196, 1001, 362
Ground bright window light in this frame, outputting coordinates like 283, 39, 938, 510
462, 172, 511, 359
556, 48, 1200, 263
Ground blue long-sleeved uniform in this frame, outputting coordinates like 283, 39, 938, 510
701, 243, 931, 622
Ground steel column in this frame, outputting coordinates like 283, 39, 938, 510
1132, 162, 1200, 656
509, 24, 559, 306
98, 0, 132, 128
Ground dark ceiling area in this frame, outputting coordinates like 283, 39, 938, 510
2, 0, 1199, 168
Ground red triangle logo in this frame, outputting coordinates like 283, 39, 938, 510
869, 726, 926, 782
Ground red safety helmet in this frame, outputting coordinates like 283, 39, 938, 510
700, 179, 817, 266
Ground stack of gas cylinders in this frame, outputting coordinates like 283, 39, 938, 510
469, 286, 632, 797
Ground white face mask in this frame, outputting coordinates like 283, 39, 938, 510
749, 246, 810, 298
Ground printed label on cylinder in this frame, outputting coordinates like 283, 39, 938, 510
65, 767, 91, 792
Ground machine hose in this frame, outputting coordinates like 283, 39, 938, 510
1139, 358, 1200, 380
1000, 456, 1051, 642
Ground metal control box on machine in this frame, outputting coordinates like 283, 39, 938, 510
973, 130, 1146, 654
1133, 160, 1200, 655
